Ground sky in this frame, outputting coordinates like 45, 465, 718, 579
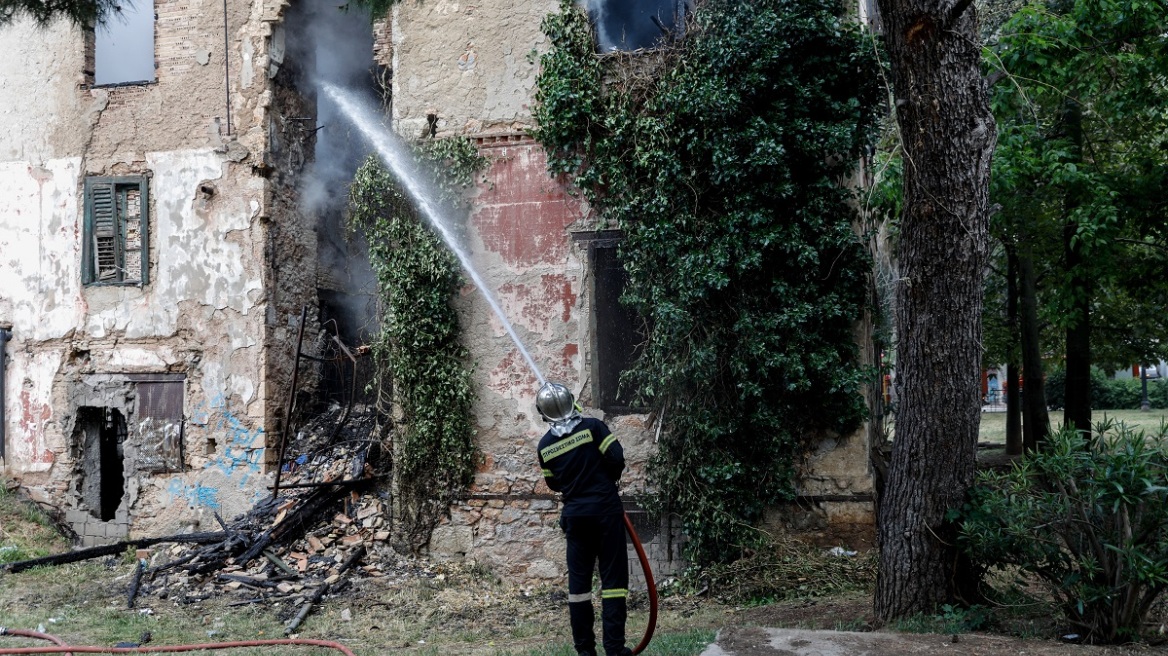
94, 0, 156, 85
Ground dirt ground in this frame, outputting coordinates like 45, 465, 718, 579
728, 597, 1167, 656
705, 626, 1164, 656
4, 562, 1168, 655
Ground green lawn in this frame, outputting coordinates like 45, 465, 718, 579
979, 409, 1168, 444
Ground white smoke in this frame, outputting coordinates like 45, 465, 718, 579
579, 0, 616, 52
285, 3, 380, 343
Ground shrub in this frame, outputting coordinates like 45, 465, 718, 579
958, 421, 1168, 642
1045, 367, 1167, 410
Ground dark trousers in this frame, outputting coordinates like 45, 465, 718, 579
562, 513, 629, 656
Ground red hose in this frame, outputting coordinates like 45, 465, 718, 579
0, 628, 72, 656
0, 638, 356, 655
623, 512, 658, 655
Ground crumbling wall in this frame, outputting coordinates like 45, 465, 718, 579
0, 0, 321, 541
387, 0, 552, 139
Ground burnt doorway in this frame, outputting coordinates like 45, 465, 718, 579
77, 406, 127, 522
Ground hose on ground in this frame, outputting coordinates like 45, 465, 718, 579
0, 627, 73, 656
0, 637, 356, 655
623, 512, 658, 655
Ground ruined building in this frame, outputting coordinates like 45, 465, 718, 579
0, 0, 876, 581
0, 0, 316, 545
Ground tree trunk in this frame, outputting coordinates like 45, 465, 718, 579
1063, 225, 1092, 434
1061, 100, 1092, 435
1018, 252, 1050, 450
1005, 247, 1022, 456
874, 0, 996, 620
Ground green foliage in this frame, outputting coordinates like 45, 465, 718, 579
346, 0, 400, 21
983, 0, 1168, 370
533, 0, 879, 563
347, 138, 486, 552
892, 604, 990, 635
1045, 367, 1168, 410
959, 422, 1168, 642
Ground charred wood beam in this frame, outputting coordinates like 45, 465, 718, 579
127, 558, 147, 608
285, 545, 366, 634
265, 475, 385, 490
1, 531, 228, 574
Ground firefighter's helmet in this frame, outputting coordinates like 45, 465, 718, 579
536, 382, 578, 423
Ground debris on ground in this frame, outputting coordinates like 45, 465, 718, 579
132, 407, 401, 631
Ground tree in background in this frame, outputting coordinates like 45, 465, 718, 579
872, 0, 996, 620
986, 0, 1168, 434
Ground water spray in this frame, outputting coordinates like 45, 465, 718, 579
321, 83, 655, 654
320, 83, 546, 387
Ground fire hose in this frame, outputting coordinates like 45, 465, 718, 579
624, 512, 658, 655
0, 628, 356, 656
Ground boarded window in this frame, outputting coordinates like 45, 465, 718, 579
94, 0, 156, 86
83, 176, 149, 286
575, 231, 647, 413
130, 373, 185, 473
584, 0, 686, 52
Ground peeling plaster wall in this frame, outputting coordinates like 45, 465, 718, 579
0, 21, 89, 161
0, 0, 319, 540
388, 0, 551, 138
382, 1, 685, 582
420, 138, 685, 583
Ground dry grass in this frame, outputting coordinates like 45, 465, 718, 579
0, 480, 70, 563
0, 547, 723, 656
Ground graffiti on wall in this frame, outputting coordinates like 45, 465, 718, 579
167, 394, 265, 510
137, 418, 183, 473
166, 478, 220, 509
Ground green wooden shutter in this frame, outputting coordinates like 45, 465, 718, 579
89, 181, 120, 281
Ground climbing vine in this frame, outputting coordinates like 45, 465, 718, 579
347, 138, 487, 552
534, 0, 881, 563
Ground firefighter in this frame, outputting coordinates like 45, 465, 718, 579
535, 382, 631, 656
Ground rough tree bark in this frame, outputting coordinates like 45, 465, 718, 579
1005, 247, 1022, 456
1018, 252, 1050, 450
1061, 100, 1092, 435
874, 0, 996, 619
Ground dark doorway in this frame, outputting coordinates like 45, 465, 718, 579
575, 230, 647, 413
77, 406, 127, 522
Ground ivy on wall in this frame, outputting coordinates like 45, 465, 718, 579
533, 0, 881, 563
347, 138, 487, 552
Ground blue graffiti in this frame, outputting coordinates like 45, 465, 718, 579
167, 478, 221, 509
190, 393, 266, 488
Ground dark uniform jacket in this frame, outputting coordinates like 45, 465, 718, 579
537, 417, 624, 516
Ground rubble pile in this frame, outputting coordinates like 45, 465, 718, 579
139, 408, 400, 630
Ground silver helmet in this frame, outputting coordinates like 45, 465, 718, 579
536, 382, 578, 423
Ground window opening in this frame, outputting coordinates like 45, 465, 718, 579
130, 374, 186, 473
576, 231, 647, 413
583, 0, 686, 52
77, 407, 127, 522
83, 176, 150, 286
94, 0, 156, 86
